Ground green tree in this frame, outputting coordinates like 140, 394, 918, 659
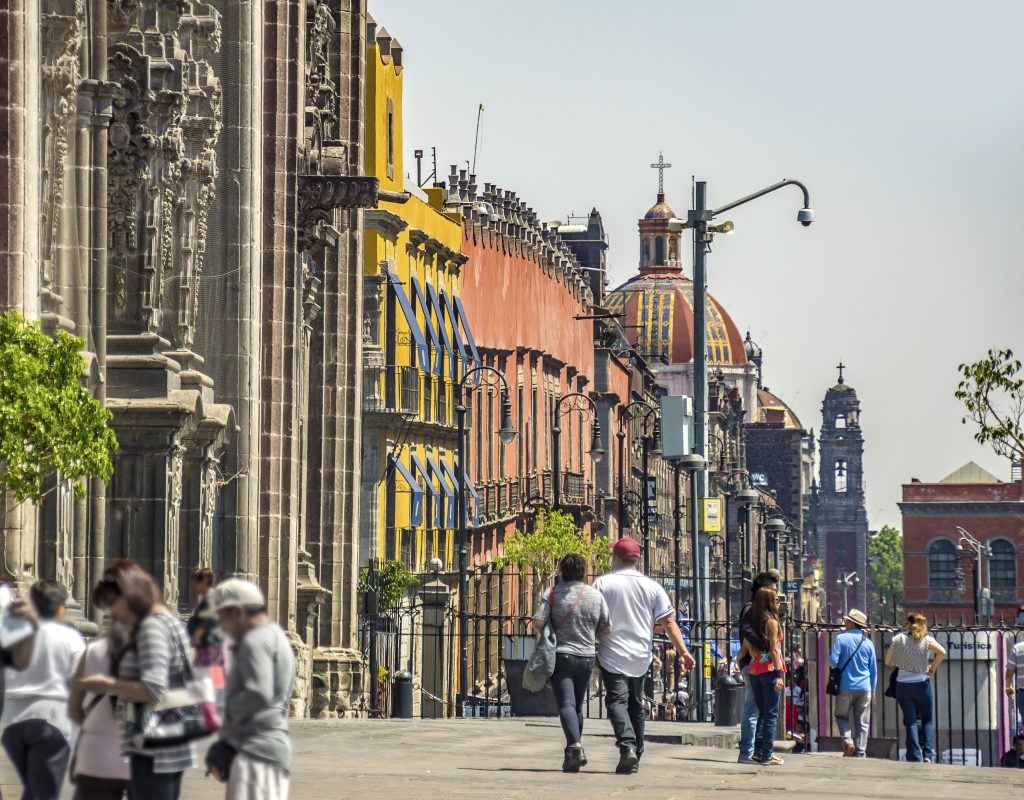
495, 507, 610, 584
358, 560, 418, 613
867, 525, 904, 624
0, 311, 117, 502
955, 348, 1024, 463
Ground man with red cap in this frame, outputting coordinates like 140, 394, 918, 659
594, 537, 696, 774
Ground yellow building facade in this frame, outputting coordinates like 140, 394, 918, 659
360, 19, 477, 573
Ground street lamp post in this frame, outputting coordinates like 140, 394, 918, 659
668, 177, 813, 648
456, 366, 517, 718
836, 571, 859, 616
734, 488, 760, 596
765, 517, 786, 573
617, 401, 660, 572
551, 392, 605, 511
955, 525, 991, 624
616, 429, 627, 539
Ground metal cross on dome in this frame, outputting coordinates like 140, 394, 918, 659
836, 360, 846, 384
650, 152, 672, 194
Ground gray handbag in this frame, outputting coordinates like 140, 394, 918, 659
523, 587, 583, 693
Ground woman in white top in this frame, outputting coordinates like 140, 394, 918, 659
884, 612, 946, 763
67, 624, 131, 798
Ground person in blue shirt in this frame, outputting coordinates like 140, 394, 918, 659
828, 609, 877, 758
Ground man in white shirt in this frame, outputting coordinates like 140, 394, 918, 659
1, 580, 85, 800
595, 538, 696, 774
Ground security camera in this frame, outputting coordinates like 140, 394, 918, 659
797, 207, 814, 227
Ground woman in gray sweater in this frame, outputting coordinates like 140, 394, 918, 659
884, 612, 946, 763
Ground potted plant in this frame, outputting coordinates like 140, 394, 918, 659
495, 508, 610, 716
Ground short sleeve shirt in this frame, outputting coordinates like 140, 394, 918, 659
594, 569, 673, 677
532, 582, 609, 657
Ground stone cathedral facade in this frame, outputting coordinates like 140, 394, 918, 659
0, 0, 379, 716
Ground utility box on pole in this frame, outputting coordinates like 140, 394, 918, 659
660, 395, 693, 460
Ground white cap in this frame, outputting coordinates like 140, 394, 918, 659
210, 578, 265, 613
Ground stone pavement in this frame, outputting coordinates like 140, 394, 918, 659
2, 718, 1021, 798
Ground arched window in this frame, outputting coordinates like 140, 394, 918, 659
990, 538, 1016, 591
835, 414, 846, 429
655, 236, 665, 264
668, 235, 678, 261
928, 539, 958, 589
641, 239, 650, 266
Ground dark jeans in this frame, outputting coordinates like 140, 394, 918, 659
895, 679, 935, 762
601, 668, 647, 758
1, 718, 71, 800
551, 653, 594, 746
750, 672, 782, 759
129, 756, 183, 800
71, 775, 130, 800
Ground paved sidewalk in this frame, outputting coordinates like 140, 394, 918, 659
3, 718, 1021, 798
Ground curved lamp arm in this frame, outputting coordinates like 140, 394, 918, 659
712, 179, 812, 217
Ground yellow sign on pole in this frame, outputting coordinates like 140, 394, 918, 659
701, 498, 723, 532
703, 642, 712, 678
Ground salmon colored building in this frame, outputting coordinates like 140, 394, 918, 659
445, 170, 599, 579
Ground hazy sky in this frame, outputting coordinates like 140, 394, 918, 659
371, 0, 1024, 529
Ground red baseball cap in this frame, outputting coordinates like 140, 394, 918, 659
611, 537, 641, 561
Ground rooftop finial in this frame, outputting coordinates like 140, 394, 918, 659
836, 360, 846, 384
650, 151, 672, 196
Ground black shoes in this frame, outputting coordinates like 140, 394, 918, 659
615, 747, 639, 775
562, 744, 586, 773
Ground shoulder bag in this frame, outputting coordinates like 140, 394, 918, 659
122, 615, 222, 749
826, 632, 867, 696
522, 586, 585, 693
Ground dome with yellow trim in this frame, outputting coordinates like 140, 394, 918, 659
605, 192, 748, 367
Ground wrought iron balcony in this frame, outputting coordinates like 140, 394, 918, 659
363, 362, 419, 417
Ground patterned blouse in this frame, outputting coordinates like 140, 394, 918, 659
117, 612, 196, 774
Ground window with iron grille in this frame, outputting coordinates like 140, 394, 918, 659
989, 538, 1016, 590
928, 539, 958, 588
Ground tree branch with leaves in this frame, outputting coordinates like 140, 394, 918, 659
0, 311, 118, 503
495, 507, 610, 585
955, 348, 1024, 463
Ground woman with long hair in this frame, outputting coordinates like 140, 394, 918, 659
738, 586, 786, 766
531, 553, 609, 773
885, 612, 946, 762
72, 560, 195, 799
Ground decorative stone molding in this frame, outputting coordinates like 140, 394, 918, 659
297, 175, 379, 241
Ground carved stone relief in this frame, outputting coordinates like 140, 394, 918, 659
164, 441, 186, 606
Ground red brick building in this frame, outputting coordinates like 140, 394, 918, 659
900, 461, 1024, 623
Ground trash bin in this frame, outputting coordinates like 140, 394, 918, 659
714, 673, 744, 727
391, 670, 413, 719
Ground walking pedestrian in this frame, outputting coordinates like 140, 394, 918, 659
67, 605, 131, 800
74, 560, 195, 800
737, 587, 786, 766
1005, 636, 1024, 736
1, 580, 85, 800
530, 554, 609, 773
1000, 734, 1024, 768
594, 537, 696, 775
187, 568, 223, 667
828, 609, 877, 758
206, 578, 295, 800
884, 612, 945, 763
736, 570, 780, 764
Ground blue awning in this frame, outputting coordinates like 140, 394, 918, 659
388, 270, 429, 371
453, 296, 482, 374
390, 454, 423, 527
442, 459, 479, 527
410, 453, 440, 527
440, 289, 470, 380
428, 455, 456, 529
410, 276, 442, 375
426, 282, 456, 376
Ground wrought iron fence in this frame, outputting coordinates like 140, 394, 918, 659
358, 560, 1024, 768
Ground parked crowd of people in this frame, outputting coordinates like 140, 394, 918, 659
0, 563, 296, 800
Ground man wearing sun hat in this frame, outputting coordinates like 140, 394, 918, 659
828, 608, 877, 758
594, 537, 696, 774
